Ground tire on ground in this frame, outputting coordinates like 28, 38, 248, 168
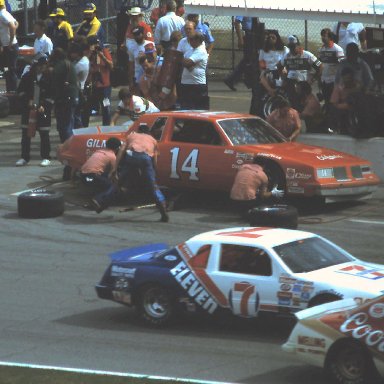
18, 189, 65, 218
0, 95, 10, 118
248, 204, 298, 229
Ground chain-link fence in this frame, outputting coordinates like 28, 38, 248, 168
9, 0, 378, 76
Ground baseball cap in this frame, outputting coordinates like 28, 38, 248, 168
83, 2, 96, 13
49, 7, 65, 17
129, 7, 143, 15
33, 52, 48, 65
132, 26, 144, 36
144, 42, 155, 53
287, 35, 299, 45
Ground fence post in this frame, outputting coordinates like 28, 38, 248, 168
304, 19, 308, 50
23, 0, 28, 34
231, 16, 235, 71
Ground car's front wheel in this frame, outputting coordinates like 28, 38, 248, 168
325, 340, 378, 384
137, 285, 175, 326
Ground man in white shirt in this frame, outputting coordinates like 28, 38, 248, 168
179, 32, 209, 110
333, 22, 367, 52
177, 20, 199, 55
0, 0, 18, 91
127, 26, 153, 91
33, 20, 53, 56
154, 0, 184, 52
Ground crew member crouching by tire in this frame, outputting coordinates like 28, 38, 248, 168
112, 123, 169, 222
230, 156, 284, 217
80, 137, 121, 213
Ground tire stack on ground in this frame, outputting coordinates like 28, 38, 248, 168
248, 204, 298, 229
18, 189, 65, 218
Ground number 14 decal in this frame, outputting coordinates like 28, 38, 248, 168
170, 147, 200, 181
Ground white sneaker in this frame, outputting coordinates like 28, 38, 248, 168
15, 158, 28, 166
40, 159, 51, 167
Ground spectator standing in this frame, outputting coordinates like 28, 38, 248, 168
87, 36, 113, 126
334, 43, 374, 91
223, 16, 256, 91
80, 137, 121, 213
111, 87, 159, 125
177, 20, 197, 55
49, 8, 73, 51
318, 28, 344, 109
179, 32, 208, 110
76, 3, 104, 44
184, 14, 214, 56
33, 20, 53, 56
151, 0, 184, 27
68, 40, 90, 128
125, 7, 153, 46
15, 54, 53, 167
333, 22, 367, 52
251, 30, 287, 116
0, 0, 19, 92
127, 26, 153, 92
112, 124, 169, 222
50, 48, 79, 143
154, 0, 185, 53
266, 98, 301, 141
280, 35, 322, 109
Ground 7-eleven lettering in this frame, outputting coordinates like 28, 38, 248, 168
230, 282, 259, 317
338, 265, 384, 280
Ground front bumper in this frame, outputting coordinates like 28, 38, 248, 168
95, 284, 113, 300
317, 184, 378, 197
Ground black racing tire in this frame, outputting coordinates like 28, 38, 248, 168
136, 284, 175, 326
262, 161, 286, 192
308, 293, 342, 308
325, 340, 378, 384
18, 189, 65, 219
0, 95, 10, 118
248, 204, 298, 229
263, 93, 289, 118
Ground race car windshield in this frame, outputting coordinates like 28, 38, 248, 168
274, 237, 354, 273
217, 118, 287, 145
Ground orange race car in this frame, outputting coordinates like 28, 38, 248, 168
57, 111, 380, 201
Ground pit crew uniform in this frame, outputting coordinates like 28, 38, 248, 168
80, 147, 117, 209
119, 132, 169, 222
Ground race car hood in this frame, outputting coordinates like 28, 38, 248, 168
236, 142, 370, 167
302, 261, 384, 295
109, 243, 169, 263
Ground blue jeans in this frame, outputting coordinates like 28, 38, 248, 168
55, 103, 75, 143
120, 151, 165, 204
81, 172, 117, 207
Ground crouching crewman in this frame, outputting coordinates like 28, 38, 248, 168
230, 156, 285, 216
80, 137, 121, 213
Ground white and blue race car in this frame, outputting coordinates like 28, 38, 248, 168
96, 227, 384, 326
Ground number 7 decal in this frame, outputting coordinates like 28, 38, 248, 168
229, 282, 259, 317
170, 147, 200, 181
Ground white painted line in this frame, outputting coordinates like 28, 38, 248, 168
349, 219, 384, 225
0, 361, 234, 384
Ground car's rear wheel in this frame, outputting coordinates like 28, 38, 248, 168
137, 285, 175, 326
325, 340, 378, 384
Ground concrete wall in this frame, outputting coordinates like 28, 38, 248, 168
297, 134, 384, 182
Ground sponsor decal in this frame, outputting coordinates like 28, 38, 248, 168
216, 227, 271, 239
288, 187, 305, 194
336, 265, 384, 280
224, 149, 234, 154
114, 277, 129, 290
278, 291, 293, 299
301, 291, 311, 301
279, 275, 297, 285
86, 138, 106, 148
236, 152, 254, 161
278, 297, 292, 306
287, 180, 298, 187
111, 266, 136, 278
280, 283, 292, 291
170, 261, 218, 314
232, 164, 242, 169
369, 303, 384, 319
317, 155, 343, 160
286, 168, 311, 181
256, 152, 282, 160
164, 255, 178, 262
298, 336, 326, 348
112, 291, 132, 304
236, 159, 244, 165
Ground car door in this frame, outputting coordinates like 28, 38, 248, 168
156, 117, 237, 191
208, 243, 282, 316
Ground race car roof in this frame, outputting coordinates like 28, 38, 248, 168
188, 227, 315, 248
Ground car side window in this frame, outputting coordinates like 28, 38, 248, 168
171, 119, 222, 145
150, 117, 167, 141
219, 244, 272, 276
